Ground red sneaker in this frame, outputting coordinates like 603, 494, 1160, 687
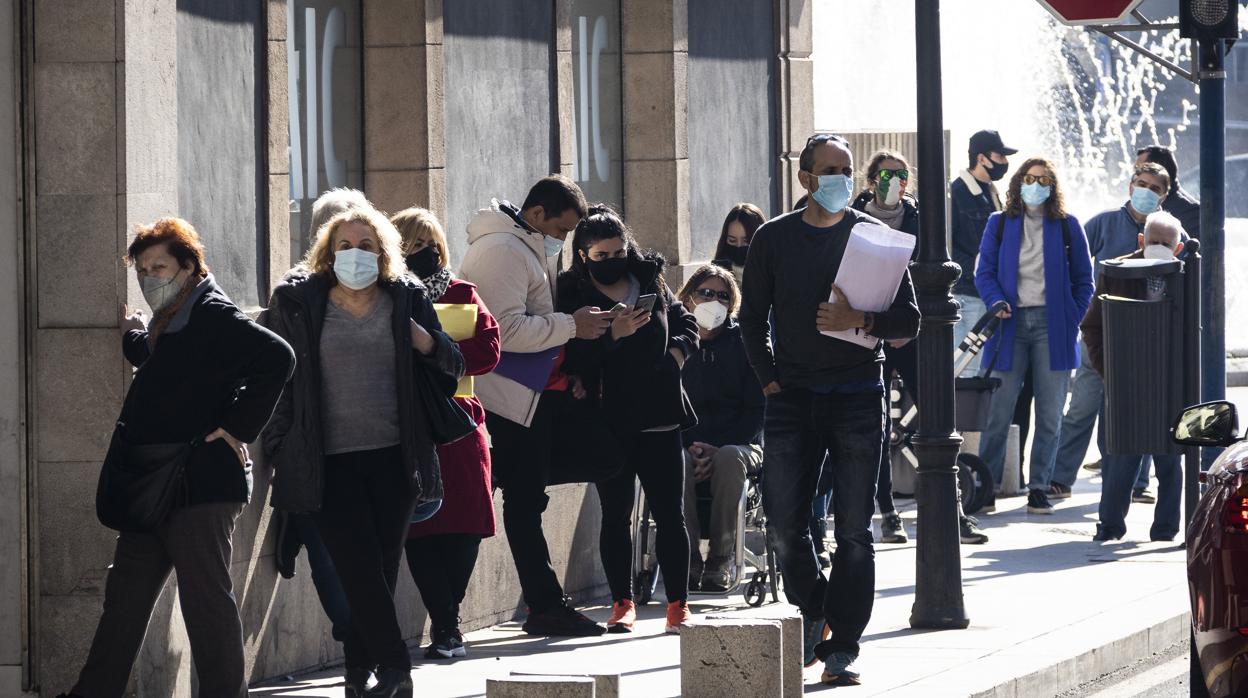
665, 600, 692, 634
606, 599, 636, 633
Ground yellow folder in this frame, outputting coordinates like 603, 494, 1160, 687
434, 303, 479, 398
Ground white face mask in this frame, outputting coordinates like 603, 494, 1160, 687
693, 300, 728, 331
1143, 243, 1175, 260
333, 248, 380, 290
879, 179, 902, 207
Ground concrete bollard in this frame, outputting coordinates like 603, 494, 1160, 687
509, 672, 619, 698
680, 619, 783, 698
963, 425, 1023, 496
487, 675, 596, 698
708, 611, 802, 698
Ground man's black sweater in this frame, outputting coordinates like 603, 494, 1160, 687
738, 207, 920, 390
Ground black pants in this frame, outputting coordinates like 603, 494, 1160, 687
72, 502, 247, 698
763, 389, 885, 658
405, 533, 483, 631
487, 391, 622, 613
314, 445, 416, 672
596, 429, 690, 603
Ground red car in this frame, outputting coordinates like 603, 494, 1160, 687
1175, 400, 1248, 697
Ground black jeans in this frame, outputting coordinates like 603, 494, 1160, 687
405, 533, 483, 631
487, 391, 622, 613
72, 502, 247, 698
596, 429, 690, 603
762, 388, 885, 659
314, 445, 416, 672
291, 512, 352, 645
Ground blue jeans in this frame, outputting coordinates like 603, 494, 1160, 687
762, 388, 884, 659
978, 307, 1072, 492
1051, 347, 1105, 488
1135, 458, 1152, 489
1098, 453, 1182, 538
954, 294, 987, 377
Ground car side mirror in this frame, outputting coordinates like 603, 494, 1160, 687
1172, 401, 1241, 447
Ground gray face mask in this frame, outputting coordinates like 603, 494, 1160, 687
141, 272, 183, 312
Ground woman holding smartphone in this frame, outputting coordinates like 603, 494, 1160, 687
557, 205, 700, 635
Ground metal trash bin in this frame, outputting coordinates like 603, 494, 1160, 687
1099, 257, 1185, 456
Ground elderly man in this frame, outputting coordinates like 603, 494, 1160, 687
1048, 163, 1174, 502
1080, 211, 1186, 542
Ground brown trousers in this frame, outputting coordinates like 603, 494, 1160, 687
71, 501, 247, 698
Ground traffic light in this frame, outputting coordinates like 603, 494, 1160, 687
1180, 0, 1240, 41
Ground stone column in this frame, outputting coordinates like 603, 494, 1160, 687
266, 0, 292, 289
30, 0, 179, 692
554, 0, 576, 182
620, 0, 692, 282
363, 0, 446, 222
774, 0, 813, 210
0, 0, 22, 692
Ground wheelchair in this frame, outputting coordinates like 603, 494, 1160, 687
631, 461, 780, 607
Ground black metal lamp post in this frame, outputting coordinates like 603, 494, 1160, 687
909, 0, 969, 630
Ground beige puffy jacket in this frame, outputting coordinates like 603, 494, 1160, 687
458, 200, 576, 426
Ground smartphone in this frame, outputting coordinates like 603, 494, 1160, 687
635, 293, 657, 313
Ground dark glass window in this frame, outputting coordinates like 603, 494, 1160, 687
570, 0, 623, 210
287, 0, 364, 257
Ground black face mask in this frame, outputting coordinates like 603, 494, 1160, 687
726, 245, 749, 267
586, 257, 629, 285
405, 247, 441, 279
983, 157, 1009, 182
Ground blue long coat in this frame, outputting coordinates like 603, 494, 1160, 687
974, 211, 1095, 373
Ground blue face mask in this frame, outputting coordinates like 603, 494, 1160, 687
811, 174, 854, 214
1021, 182, 1052, 208
543, 235, 564, 258
1130, 186, 1161, 215
333, 248, 380, 290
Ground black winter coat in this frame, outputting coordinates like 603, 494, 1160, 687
259, 270, 465, 513
120, 275, 295, 506
681, 320, 763, 448
557, 256, 699, 433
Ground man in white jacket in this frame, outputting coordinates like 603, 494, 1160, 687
459, 175, 614, 636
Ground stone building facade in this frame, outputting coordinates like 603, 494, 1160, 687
0, 1, 813, 695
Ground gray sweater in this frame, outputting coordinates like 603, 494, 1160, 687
1017, 209, 1047, 308
320, 294, 401, 455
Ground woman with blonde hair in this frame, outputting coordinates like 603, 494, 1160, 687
262, 206, 464, 697
391, 207, 501, 660
975, 157, 1093, 516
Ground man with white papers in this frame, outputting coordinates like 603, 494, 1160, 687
738, 133, 920, 688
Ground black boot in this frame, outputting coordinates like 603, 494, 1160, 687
365, 667, 413, 698
344, 667, 373, 698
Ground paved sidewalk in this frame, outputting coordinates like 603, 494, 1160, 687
249, 464, 1188, 697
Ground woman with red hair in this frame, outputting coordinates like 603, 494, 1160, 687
59, 218, 294, 698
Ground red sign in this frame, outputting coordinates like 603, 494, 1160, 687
1035, 0, 1146, 25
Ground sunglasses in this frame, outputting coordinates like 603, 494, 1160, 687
694, 288, 732, 303
1022, 174, 1054, 186
876, 168, 909, 182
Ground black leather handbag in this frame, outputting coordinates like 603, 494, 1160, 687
96, 422, 198, 531
415, 363, 477, 445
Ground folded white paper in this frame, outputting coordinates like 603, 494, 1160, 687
822, 221, 916, 349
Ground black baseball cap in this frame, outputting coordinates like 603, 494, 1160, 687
969, 130, 1019, 157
